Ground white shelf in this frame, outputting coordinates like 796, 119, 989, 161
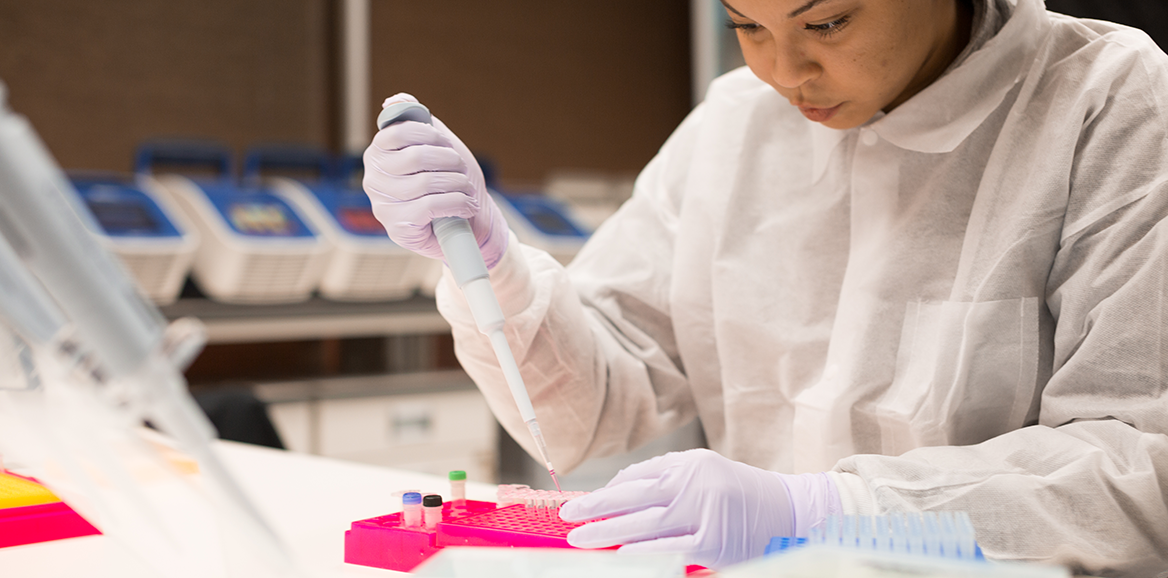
159, 295, 449, 344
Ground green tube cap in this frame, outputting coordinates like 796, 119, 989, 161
448, 470, 466, 481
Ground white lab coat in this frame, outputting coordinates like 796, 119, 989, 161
437, 0, 1168, 573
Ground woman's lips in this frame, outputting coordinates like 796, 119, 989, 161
798, 103, 842, 123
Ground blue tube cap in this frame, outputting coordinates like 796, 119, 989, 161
402, 492, 422, 505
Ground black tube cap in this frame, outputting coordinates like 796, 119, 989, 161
423, 494, 443, 507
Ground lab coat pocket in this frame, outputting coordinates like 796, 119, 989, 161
874, 297, 1039, 455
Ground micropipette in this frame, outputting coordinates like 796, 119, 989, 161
376, 101, 561, 491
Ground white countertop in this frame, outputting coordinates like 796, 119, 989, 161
0, 440, 499, 577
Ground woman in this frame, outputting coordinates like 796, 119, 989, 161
362, 0, 1168, 574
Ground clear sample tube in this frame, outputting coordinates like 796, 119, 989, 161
423, 494, 443, 530
449, 470, 466, 504
507, 484, 531, 507
402, 492, 422, 528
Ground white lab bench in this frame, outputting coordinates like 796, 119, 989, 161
0, 440, 498, 577
0, 441, 1095, 578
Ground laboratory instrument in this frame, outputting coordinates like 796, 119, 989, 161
137, 141, 332, 304
245, 147, 429, 301
0, 80, 299, 576
376, 101, 560, 490
491, 191, 591, 266
69, 173, 199, 305
543, 170, 634, 232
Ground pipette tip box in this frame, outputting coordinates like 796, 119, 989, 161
764, 512, 986, 561
0, 470, 101, 549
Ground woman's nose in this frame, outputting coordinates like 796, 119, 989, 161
771, 43, 820, 89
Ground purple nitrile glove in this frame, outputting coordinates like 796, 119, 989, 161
362, 93, 509, 269
559, 448, 842, 570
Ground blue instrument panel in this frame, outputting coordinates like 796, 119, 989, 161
198, 181, 315, 238
303, 182, 389, 238
72, 179, 183, 238
500, 194, 589, 238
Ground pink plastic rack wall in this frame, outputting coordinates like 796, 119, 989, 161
344, 499, 601, 572
0, 470, 101, 549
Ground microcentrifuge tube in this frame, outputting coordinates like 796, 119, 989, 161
449, 470, 466, 504
423, 494, 443, 530
402, 492, 422, 528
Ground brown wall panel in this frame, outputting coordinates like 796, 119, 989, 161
0, 0, 335, 173
1, 1, 691, 184
369, 1, 693, 186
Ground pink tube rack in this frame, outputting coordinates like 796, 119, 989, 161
344, 500, 603, 572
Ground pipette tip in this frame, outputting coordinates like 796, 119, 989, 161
548, 468, 562, 492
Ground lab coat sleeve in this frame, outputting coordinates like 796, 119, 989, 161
834, 55, 1168, 574
435, 106, 706, 472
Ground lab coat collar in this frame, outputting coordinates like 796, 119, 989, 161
810, 119, 849, 183
871, 0, 1052, 154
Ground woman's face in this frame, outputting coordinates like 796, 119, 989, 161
725, 0, 971, 129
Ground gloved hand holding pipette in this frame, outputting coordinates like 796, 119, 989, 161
559, 449, 842, 570
363, 95, 561, 490
362, 93, 509, 268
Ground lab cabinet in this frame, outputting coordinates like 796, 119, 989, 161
265, 401, 312, 454
255, 370, 498, 482
165, 297, 498, 480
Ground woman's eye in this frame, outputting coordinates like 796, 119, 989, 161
805, 16, 850, 38
725, 20, 763, 35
